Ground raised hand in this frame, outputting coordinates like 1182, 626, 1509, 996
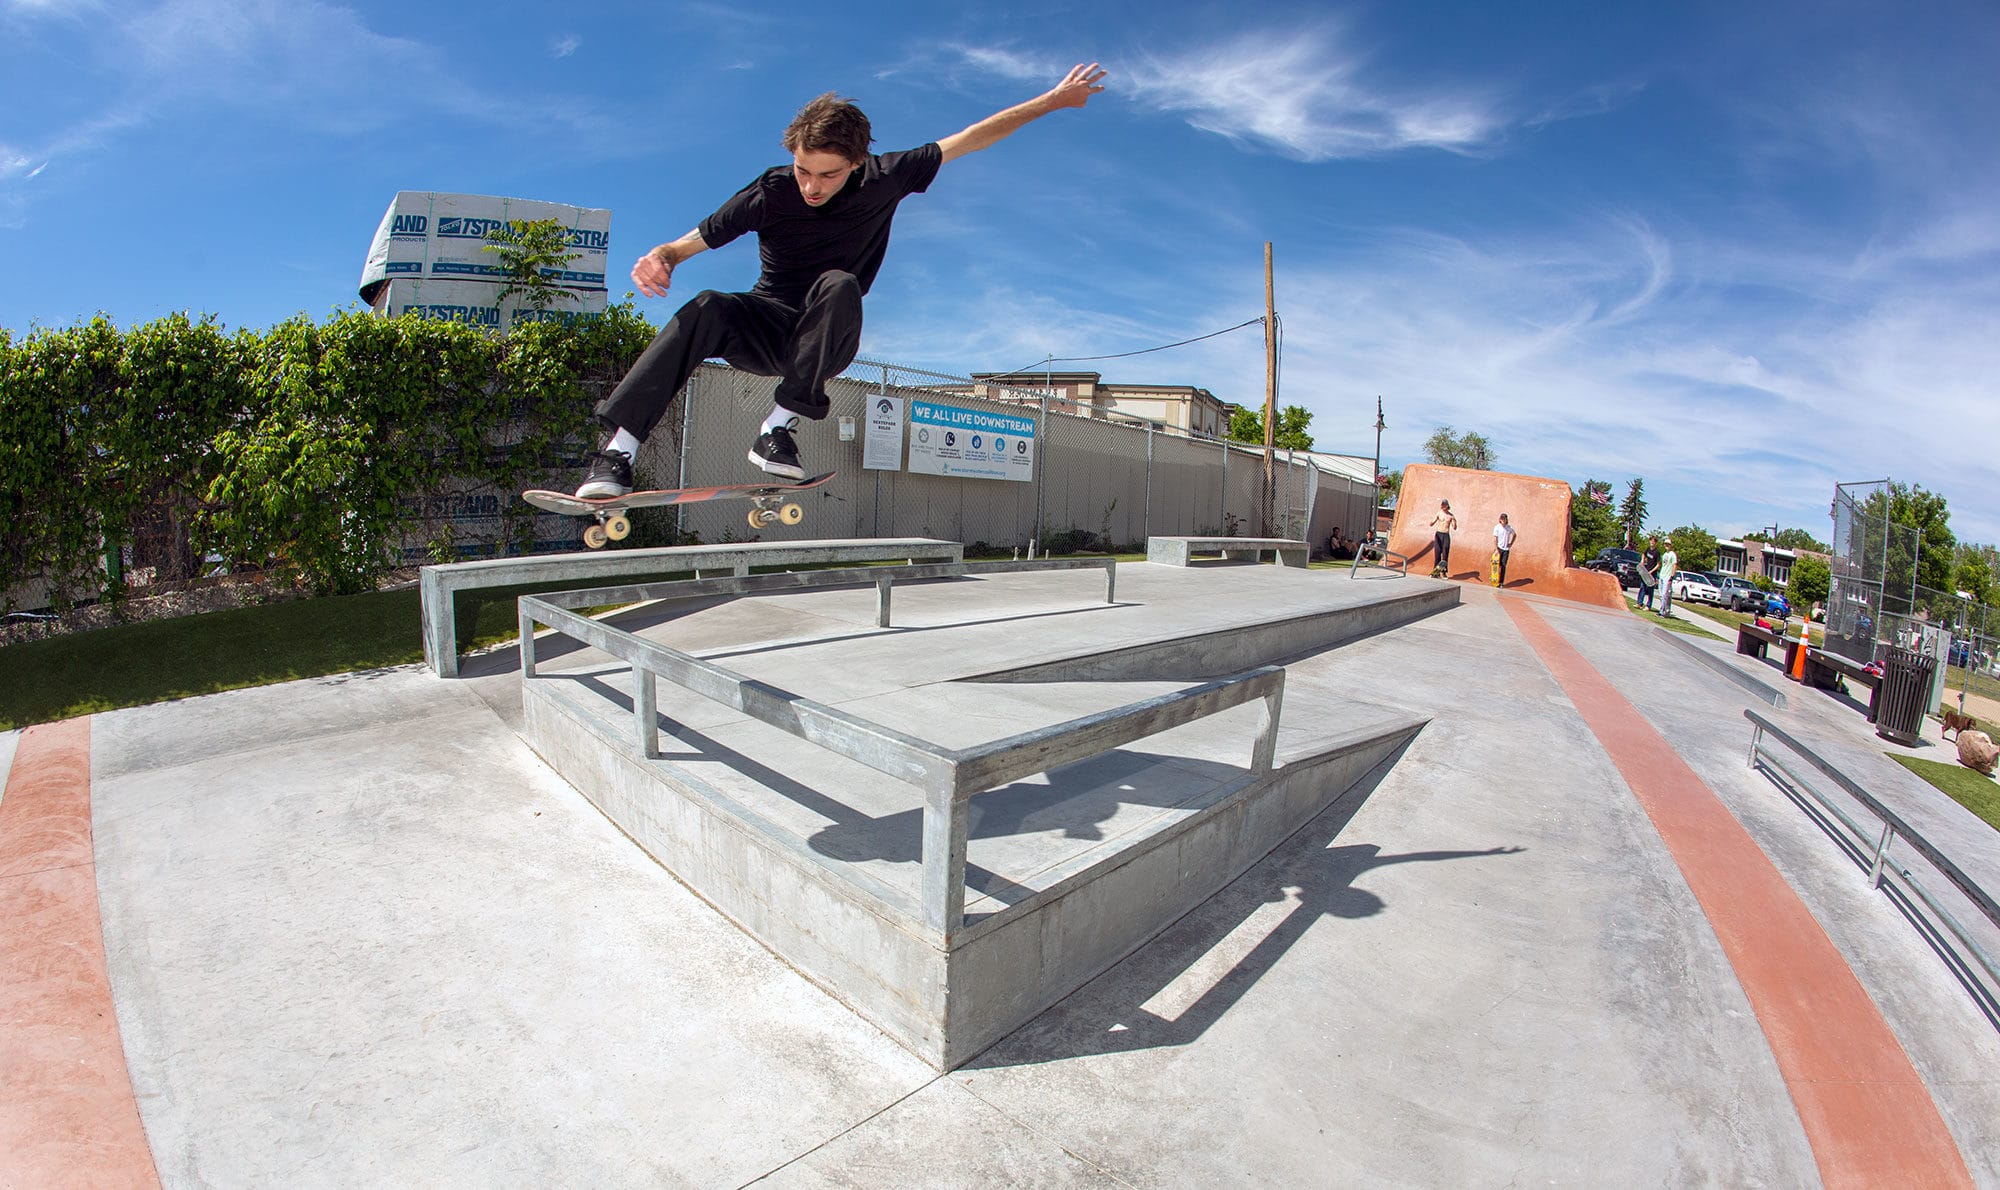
1046, 62, 1108, 110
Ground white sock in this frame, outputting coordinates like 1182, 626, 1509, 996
604, 427, 640, 457
761, 406, 796, 434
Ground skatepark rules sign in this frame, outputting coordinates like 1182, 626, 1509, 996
863, 395, 904, 471
907, 400, 1036, 483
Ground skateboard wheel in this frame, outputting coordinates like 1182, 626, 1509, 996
747, 509, 768, 530
779, 502, 803, 526
605, 514, 631, 541
583, 525, 609, 549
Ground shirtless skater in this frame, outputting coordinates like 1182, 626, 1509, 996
575, 63, 1110, 498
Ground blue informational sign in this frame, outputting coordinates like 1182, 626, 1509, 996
907, 400, 1036, 482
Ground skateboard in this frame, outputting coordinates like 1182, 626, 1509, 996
522, 472, 835, 549
1489, 550, 1503, 587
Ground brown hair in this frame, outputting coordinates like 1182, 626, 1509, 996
783, 92, 873, 163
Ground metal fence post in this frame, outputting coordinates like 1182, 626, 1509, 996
1034, 393, 1048, 547
1144, 422, 1155, 545
1220, 438, 1229, 533
676, 375, 695, 540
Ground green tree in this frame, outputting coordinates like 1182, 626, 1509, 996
1860, 481, 1956, 616
1379, 468, 1402, 504
1617, 478, 1647, 548
1666, 524, 1718, 571
1788, 553, 1831, 606
483, 218, 582, 313
1956, 549, 1992, 605
1422, 425, 1496, 470
1227, 404, 1314, 450
1568, 479, 1621, 562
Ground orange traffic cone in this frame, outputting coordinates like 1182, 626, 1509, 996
1789, 619, 1810, 681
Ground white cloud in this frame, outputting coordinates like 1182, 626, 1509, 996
889, 203, 2000, 541
944, 27, 1508, 161
1, 0, 635, 215
549, 32, 580, 59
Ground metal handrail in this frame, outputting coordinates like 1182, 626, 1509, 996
527, 557, 1114, 628
1744, 709, 2000, 1003
520, 561, 1282, 939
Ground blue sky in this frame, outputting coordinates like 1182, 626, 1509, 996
5, 0, 1997, 544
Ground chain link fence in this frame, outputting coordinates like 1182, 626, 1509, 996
1825, 479, 1999, 712
632, 359, 1374, 556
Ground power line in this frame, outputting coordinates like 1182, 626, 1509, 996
998, 317, 1266, 379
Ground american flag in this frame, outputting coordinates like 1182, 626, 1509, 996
1589, 486, 1612, 505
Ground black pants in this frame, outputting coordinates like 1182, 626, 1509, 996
1495, 548, 1510, 585
1433, 532, 1452, 573
594, 271, 863, 441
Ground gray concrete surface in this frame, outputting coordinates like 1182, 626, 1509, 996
69, 567, 2000, 1186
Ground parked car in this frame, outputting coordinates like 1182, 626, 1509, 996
1670, 572, 1724, 605
1709, 574, 1765, 612
1762, 592, 1790, 618
1584, 547, 1644, 588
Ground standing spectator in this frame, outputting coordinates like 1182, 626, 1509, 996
1637, 540, 1661, 611
1492, 513, 1516, 586
1429, 499, 1458, 578
1658, 541, 1679, 618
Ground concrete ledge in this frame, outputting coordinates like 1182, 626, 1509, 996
1653, 627, 1788, 708
969, 583, 1458, 683
420, 538, 962, 677
524, 671, 1421, 1068
1147, 536, 1309, 569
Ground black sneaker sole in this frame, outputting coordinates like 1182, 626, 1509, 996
747, 450, 806, 481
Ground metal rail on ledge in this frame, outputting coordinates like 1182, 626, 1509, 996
524, 557, 1114, 629
1744, 708, 2000, 1007
520, 558, 1283, 937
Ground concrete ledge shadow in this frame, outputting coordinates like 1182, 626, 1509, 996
967, 737, 1525, 1068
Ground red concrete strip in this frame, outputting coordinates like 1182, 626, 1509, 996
0, 717, 162, 1189
1503, 599, 1972, 1188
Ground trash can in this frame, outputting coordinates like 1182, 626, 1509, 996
1874, 646, 1936, 746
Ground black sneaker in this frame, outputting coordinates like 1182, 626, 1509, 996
575, 449, 633, 499
748, 423, 805, 481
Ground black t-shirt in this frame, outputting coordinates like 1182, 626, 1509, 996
698, 143, 944, 308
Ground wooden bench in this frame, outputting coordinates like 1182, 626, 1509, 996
420, 538, 963, 677
1146, 536, 1309, 569
1735, 622, 1787, 660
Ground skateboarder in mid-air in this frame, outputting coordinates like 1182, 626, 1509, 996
574, 62, 1110, 499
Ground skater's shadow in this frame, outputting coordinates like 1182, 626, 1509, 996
965, 761, 1527, 1067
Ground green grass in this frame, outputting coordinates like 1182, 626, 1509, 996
1622, 595, 1714, 636
1887, 754, 2000, 835
1, 588, 431, 730
0, 552, 1152, 730
1943, 666, 2000, 704
1683, 601, 1826, 646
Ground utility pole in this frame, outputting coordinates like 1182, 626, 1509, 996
1263, 242, 1277, 537
1352, 396, 1384, 577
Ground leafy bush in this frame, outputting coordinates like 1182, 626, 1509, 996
1, 306, 655, 608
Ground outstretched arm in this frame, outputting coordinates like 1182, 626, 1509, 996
937, 62, 1107, 164
631, 229, 710, 298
